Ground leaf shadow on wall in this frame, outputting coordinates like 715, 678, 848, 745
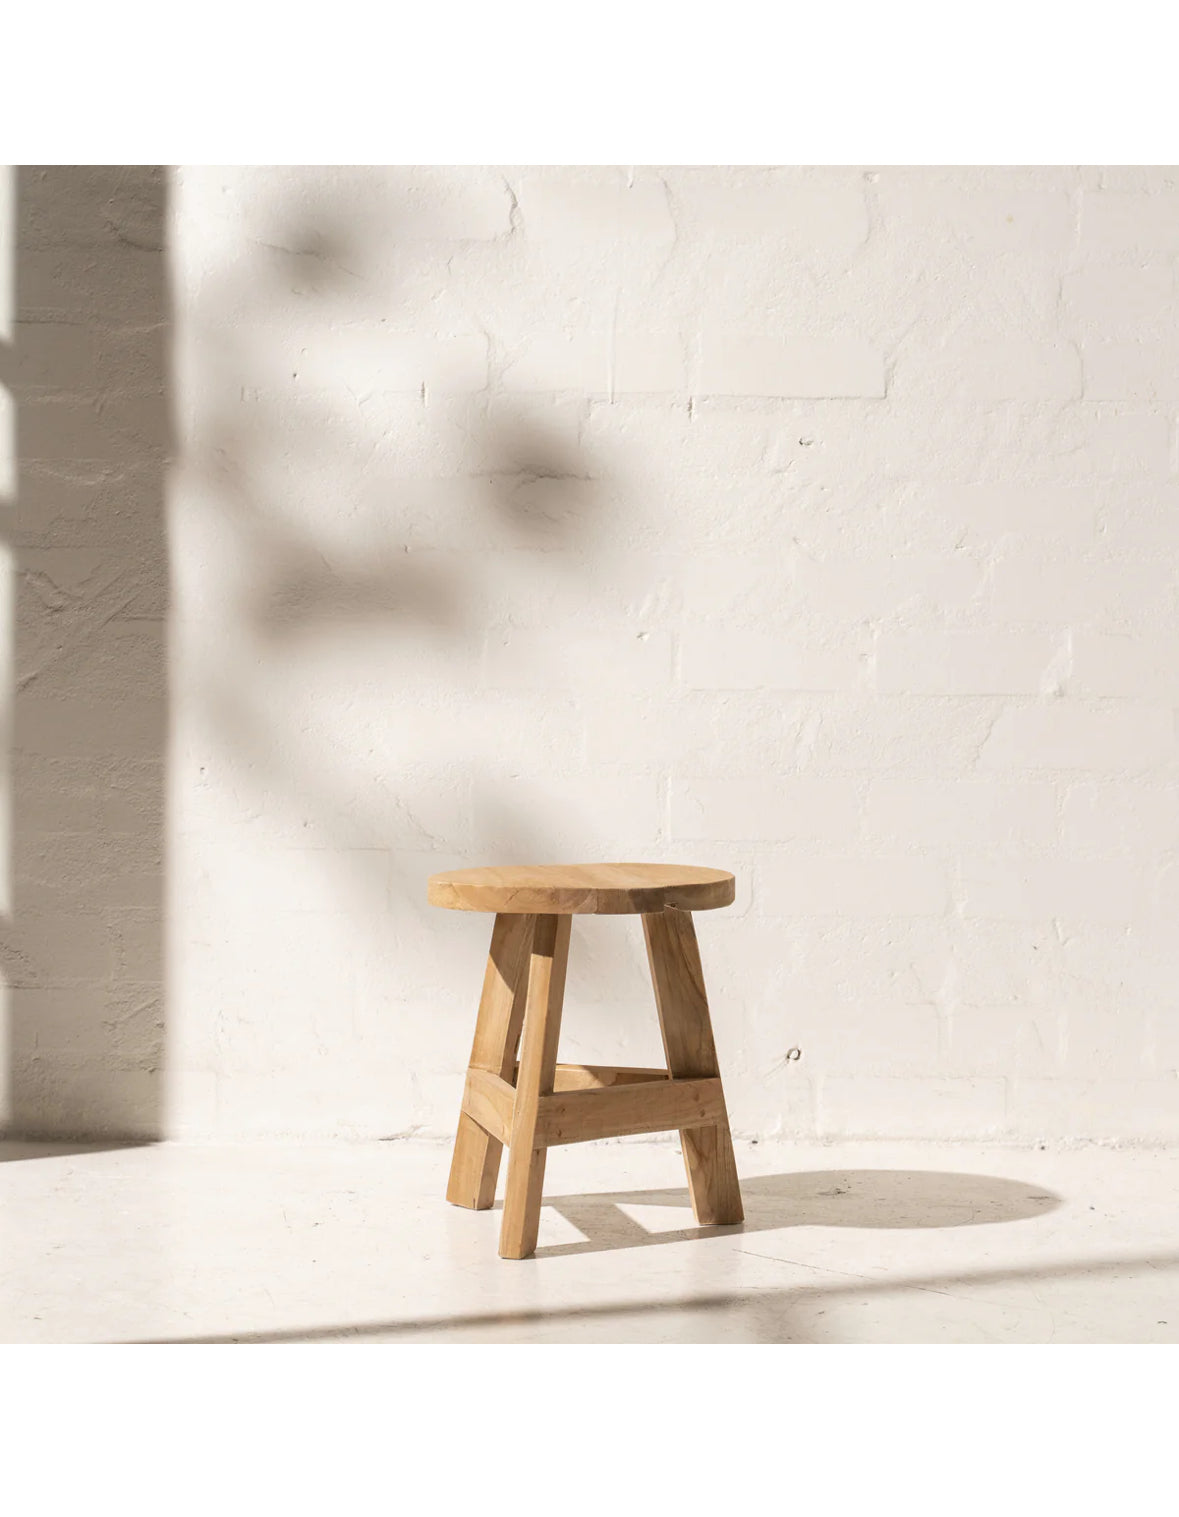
182, 170, 653, 1131
0, 167, 170, 1144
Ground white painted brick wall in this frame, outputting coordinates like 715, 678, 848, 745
900, 340, 1083, 404
1062, 263, 1176, 329
1079, 191, 1179, 253
980, 703, 1174, 772
514, 171, 675, 244
874, 631, 1062, 696
958, 857, 1145, 923
864, 780, 1059, 850
680, 625, 867, 692
1083, 341, 1179, 403
670, 776, 862, 843
759, 855, 951, 918
8, 165, 1179, 1144
697, 334, 885, 398
666, 171, 870, 253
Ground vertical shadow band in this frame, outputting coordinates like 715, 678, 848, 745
5, 166, 170, 1139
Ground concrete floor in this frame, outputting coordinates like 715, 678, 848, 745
0, 1137, 1176, 1343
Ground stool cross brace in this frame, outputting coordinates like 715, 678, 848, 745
446, 907, 744, 1259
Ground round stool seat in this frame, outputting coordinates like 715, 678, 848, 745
427, 862, 735, 916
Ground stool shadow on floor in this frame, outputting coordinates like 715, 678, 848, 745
518, 1169, 1062, 1258
142, 1169, 1071, 1342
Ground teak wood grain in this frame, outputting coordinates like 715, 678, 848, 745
535, 1076, 724, 1146
643, 907, 744, 1227
460, 1069, 516, 1148
428, 862, 735, 916
445, 912, 534, 1211
499, 913, 571, 1259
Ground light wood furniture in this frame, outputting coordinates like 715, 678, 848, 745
431, 862, 744, 1259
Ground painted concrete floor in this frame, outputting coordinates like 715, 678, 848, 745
0, 1137, 1176, 1343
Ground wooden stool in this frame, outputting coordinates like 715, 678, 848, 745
429, 863, 744, 1259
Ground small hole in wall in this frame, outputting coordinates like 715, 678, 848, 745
785, 1047, 802, 1062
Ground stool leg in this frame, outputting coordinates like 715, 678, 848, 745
642, 907, 744, 1227
447, 912, 535, 1210
500, 913, 571, 1259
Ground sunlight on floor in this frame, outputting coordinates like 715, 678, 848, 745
1, 1137, 1176, 1343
